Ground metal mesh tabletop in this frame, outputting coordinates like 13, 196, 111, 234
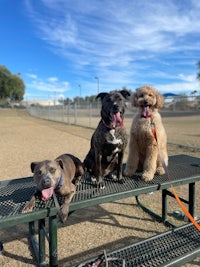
0, 177, 35, 218
0, 154, 200, 225
71, 154, 200, 206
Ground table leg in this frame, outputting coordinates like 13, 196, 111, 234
189, 182, 195, 217
38, 219, 46, 265
49, 215, 58, 267
29, 221, 47, 267
162, 189, 168, 221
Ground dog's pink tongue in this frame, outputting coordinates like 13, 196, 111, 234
113, 112, 122, 125
42, 187, 54, 201
143, 106, 149, 117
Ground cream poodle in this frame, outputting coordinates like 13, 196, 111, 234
124, 85, 168, 181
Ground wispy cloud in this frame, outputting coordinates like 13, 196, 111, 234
157, 80, 199, 94
25, 73, 70, 97
24, 0, 200, 96
47, 77, 58, 83
26, 73, 38, 79
178, 74, 196, 82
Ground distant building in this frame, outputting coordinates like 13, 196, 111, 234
22, 100, 61, 106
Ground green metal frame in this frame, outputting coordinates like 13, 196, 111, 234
28, 216, 58, 267
0, 154, 200, 267
136, 182, 196, 228
29, 181, 198, 267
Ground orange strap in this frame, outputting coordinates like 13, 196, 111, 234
171, 186, 200, 230
151, 120, 200, 231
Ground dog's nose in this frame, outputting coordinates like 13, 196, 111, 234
113, 103, 119, 111
144, 100, 148, 106
42, 178, 51, 188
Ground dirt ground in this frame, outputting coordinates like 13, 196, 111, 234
0, 109, 200, 267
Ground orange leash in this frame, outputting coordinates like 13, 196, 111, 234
151, 119, 200, 231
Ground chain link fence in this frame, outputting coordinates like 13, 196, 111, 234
27, 95, 200, 129
27, 101, 118, 129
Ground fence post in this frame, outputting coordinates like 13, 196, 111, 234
66, 104, 69, 124
62, 105, 64, 122
89, 103, 92, 127
74, 102, 77, 125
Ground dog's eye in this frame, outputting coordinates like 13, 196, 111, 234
115, 95, 121, 100
36, 170, 42, 176
49, 167, 56, 174
149, 94, 153, 97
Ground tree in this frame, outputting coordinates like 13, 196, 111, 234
175, 93, 188, 110
0, 65, 25, 101
63, 97, 72, 105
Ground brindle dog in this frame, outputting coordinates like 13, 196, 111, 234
84, 90, 130, 188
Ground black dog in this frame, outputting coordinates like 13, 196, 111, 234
84, 89, 130, 188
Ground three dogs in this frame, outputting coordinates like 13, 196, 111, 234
24, 85, 167, 221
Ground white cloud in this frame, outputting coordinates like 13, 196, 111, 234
26, 73, 37, 79
26, 0, 200, 66
157, 80, 199, 94
178, 74, 196, 82
47, 77, 58, 82
24, 0, 200, 98
26, 75, 70, 95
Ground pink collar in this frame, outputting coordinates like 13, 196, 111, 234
101, 119, 124, 129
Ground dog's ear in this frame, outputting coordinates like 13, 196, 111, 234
56, 159, 64, 169
30, 162, 38, 173
155, 92, 164, 109
96, 92, 108, 102
131, 92, 139, 107
119, 89, 131, 100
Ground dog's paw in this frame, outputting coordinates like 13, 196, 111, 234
73, 176, 82, 186
156, 167, 165, 175
59, 206, 69, 224
142, 171, 154, 182
22, 204, 34, 213
58, 213, 67, 224
97, 182, 105, 190
118, 177, 125, 184
91, 176, 97, 183
75, 179, 82, 186
110, 173, 117, 180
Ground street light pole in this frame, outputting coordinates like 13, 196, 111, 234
94, 76, 100, 110
94, 76, 99, 95
78, 84, 82, 98
78, 84, 81, 105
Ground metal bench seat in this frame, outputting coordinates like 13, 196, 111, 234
72, 221, 200, 267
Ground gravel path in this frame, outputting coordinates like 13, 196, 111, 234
0, 109, 199, 267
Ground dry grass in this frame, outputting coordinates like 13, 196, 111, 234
0, 109, 199, 267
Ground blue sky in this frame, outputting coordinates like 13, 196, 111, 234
1, 0, 200, 101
